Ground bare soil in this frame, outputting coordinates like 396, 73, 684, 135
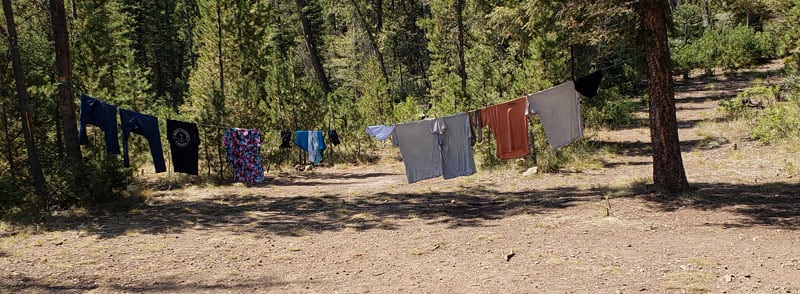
2, 60, 799, 293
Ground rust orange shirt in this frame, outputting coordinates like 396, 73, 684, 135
480, 97, 530, 160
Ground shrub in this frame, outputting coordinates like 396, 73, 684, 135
751, 99, 800, 143
583, 87, 640, 129
750, 75, 800, 143
0, 174, 31, 212
720, 85, 778, 118
44, 148, 135, 209
672, 25, 777, 74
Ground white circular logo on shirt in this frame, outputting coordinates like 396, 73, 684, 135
172, 128, 191, 148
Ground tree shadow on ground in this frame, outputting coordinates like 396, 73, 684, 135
0, 273, 290, 293
674, 66, 780, 94
640, 181, 800, 230
591, 137, 730, 157
44, 184, 607, 239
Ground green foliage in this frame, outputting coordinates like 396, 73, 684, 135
719, 77, 800, 144
5, 0, 799, 215
720, 85, 778, 118
672, 25, 777, 75
529, 119, 594, 173
671, 4, 705, 44
583, 87, 640, 129
43, 147, 135, 208
768, 1, 800, 71
0, 175, 31, 212
751, 100, 800, 143
750, 75, 800, 143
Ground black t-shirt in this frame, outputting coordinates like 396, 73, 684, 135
327, 130, 341, 146
167, 120, 200, 175
575, 70, 603, 98
280, 130, 292, 148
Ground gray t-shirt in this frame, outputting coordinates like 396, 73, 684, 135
526, 81, 584, 149
393, 119, 443, 184
438, 113, 476, 180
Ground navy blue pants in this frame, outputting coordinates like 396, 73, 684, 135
119, 109, 166, 173
79, 94, 120, 154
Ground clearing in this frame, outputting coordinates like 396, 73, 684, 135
2, 60, 799, 293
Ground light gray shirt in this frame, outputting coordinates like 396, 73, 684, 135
526, 81, 584, 149
393, 119, 443, 184
437, 113, 476, 180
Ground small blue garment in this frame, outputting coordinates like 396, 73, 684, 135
78, 94, 120, 154
294, 130, 326, 166
365, 125, 395, 141
119, 109, 166, 173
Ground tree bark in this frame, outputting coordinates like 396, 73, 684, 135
49, 0, 82, 164
216, 0, 226, 180
4, 0, 49, 202
374, 0, 383, 33
640, 0, 689, 193
349, 0, 390, 85
455, 0, 469, 107
294, 0, 331, 95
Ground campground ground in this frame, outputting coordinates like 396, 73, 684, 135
2, 60, 799, 293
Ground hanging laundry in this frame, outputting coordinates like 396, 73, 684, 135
280, 130, 292, 149
574, 70, 603, 98
392, 119, 443, 184
480, 97, 530, 160
468, 110, 483, 146
223, 128, 265, 184
167, 119, 200, 175
327, 130, 341, 146
526, 81, 584, 149
78, 94, 120, 154
119, 109, 166, 173
439, 112, 477, 180
294, 130, 327, 166
365, 125, 395, 141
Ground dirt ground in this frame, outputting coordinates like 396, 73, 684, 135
2, 60, 799, 293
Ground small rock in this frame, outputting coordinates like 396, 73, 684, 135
54, 239, 66, 246
723, 274, 734, 283
505, 249, 515, 262
522, 167, 538, 177
304, 165, 314, 172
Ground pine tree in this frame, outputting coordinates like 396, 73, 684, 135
640, 0, 689, 193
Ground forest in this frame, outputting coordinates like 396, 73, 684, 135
1, 0, 800, 215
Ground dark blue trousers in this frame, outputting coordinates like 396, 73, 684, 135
79, 94, 120, 154
119, 109, 166, 173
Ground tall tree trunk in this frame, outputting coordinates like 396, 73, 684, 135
216, 0, 225, 180
3, 0, 49, 203
349, 0, 390, 85
0, 102, 17, 179
455, 0, 469, 107
49, 0, 82, 164
294, 0, 331, 94
702, 0, 710, 28
374, 0, 383, 33
640, 0, 689, 193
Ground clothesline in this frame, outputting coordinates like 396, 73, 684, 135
75, 68, 602, 185
370, 71, 602, 184
78, 94, 330, 185
379, 70, 603, 129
